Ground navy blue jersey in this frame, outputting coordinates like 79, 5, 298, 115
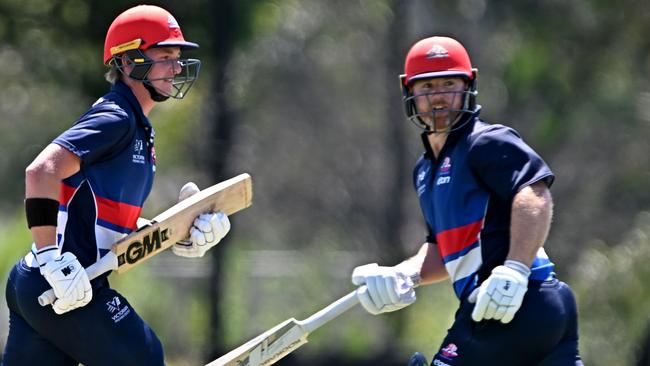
52, 81, 156, 270
413, 107, 555, 299
2, 81, 164, 365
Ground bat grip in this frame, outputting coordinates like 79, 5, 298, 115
300, 287, 361, 334
37, 252, 119, 306
300, 273, 421, 333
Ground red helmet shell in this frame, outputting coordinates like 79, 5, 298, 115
403, 36, 473, 85
103, 5, 198, 65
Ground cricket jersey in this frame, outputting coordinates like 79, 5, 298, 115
4, 82, 165, 365
413, 107, 555, 299
50, 81, 156, 271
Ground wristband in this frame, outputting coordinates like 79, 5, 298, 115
504, 260, 531, 277
25, 198, 59, 228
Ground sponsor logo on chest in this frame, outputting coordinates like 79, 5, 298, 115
416, 168, 428, 196
436, 156, 452, 186
133, 139, 146, 164
441, 342, 459, 358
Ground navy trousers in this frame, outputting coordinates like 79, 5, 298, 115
2, 259, 164, 366
431, 278, 583, 366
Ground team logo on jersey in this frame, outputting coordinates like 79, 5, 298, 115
427, 45, 449, 59
106, 296, 131, 323
440, 157, 451, 173
417, 170, 427, 183
134, 139, 143, 154
441, 343, 459, 358
133, 139, 146, 164
106, 296, 121, 313
151, 146, 157, 172
416, 168, 428, 196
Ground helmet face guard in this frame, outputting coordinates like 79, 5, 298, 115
113, 49, 201, 100
401, 71, 478, 133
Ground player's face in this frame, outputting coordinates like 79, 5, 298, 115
143, 47, 183, 95
411, 77, 467, 132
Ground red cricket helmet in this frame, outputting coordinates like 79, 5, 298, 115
401, 36, 474, 86
400, 36, 478, 133
103, 5, 198, 65
103, 5, 201, 100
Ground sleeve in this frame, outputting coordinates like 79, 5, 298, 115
467, 125, 554, 201
53, 106, 133, 166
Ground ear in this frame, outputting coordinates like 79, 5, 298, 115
120, 53, 138, 68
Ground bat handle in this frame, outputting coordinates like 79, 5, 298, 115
37, 252, 119, 306
299, 287, 362, 334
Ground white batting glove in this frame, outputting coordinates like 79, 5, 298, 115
351, 263, 417, 315
173, 212, 230, 258
36, 246, 92, 315
468, 260, 530, 324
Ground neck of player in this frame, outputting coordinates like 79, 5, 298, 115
124, 78, 157, 116
427, 132, 448, 158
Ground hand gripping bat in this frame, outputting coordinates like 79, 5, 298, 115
38, 173, 253, 306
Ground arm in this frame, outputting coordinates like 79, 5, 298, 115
470, 180, 552, 324
25, 143, 80, 249
398, 242, 449, 285
508, 180, 553, 266
25, 143, 91, 314
350, 242, 449, 315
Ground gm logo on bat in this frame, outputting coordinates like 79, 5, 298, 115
117, 227, 171, 266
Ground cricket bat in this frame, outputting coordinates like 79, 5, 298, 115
205, 288, 361, 366
38, 173, 253, 306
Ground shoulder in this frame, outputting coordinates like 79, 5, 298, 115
74, 94, 134, 129
464, 119, 542, 170
467, 120, 523, 148
414, 154, 428, 168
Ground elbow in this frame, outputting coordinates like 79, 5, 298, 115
25, 162, 43, 187
25, 159, 55, 192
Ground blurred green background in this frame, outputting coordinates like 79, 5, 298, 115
1, 0, 650, 365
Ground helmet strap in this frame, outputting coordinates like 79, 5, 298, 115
114, 50, 170, 102
143, 82, 170, 102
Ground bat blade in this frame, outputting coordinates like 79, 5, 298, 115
206, 319, 308, 366
114, 173, 252, 273
38, 173, 253, 306
206, 289, 360, 366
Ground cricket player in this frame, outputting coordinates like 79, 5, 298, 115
351, 36, 583, 365
2, 5, 229, 365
